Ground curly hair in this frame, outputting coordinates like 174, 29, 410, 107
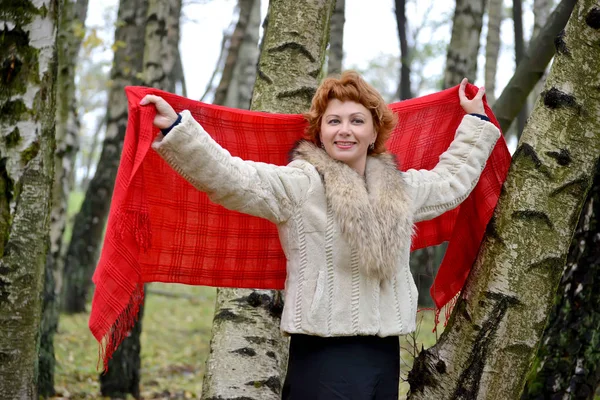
304, 71, 397, 154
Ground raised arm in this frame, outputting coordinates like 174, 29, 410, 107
144, 100, 313, 224
402, 114, 501, 222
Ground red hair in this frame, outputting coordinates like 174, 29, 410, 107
304, 71, 397, 154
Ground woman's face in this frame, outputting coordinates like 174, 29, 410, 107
320, 99, 377, 176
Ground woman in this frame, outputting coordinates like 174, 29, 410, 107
141, 71, 500, 399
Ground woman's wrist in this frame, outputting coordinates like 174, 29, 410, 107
161, 113, 182, 136
469, 113, 489, 122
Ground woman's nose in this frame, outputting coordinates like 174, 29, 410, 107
338, 122, 351, 135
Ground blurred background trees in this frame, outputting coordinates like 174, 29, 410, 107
1, 0, 599, 398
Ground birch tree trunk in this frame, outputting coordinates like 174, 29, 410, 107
395, 0, 412, 100
527, 0, 554, 128
328, 0, 344, 76
407, 1, 600, 398
38, 0, 89, 396
224, 0, 261, 109
521, 163, 600, 400
513, 0, 528, 137
214, 0, 256, 106
533, 0, 553, 39
491, 0, 576, 133
61, 0, 147, 314
99, 0, 181, 396
201, 2, 336, 398
443, 0, 486, 89
0, 0, 59, 397
484, 0, 503, 105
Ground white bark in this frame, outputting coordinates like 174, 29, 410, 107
0, 0, 59, 397
408, 1, 600, 398
201, 1, 336, 398
201, 290, 288, 399
443, 0, 486, 88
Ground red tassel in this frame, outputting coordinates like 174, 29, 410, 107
115, 206, 152, 252
98, 284, 145, 372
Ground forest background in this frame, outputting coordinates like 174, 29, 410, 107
1, 0, 599, 399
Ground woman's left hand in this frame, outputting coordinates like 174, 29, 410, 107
459, 78, 486, 115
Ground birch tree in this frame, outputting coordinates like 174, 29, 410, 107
99, 0, 182, 396
61, 0, 148, 314
395, 0, 412, 100
0, 0, 59, 397
513, 0, 527, 137
521, 163, 600, 400
443, 0, 486, 88
492, 0, 576, 133
38, 0, 89, 396
407, 0, 600, 397
214, 0, 257, 106
484, 0, 503, 105
328, 0, 345, 76
201, 2, 336, 398
223, 0, 261, 109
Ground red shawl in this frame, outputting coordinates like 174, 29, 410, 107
90, 85, 511, 367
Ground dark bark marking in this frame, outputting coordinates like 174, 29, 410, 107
276, 86, 316, 103
244, 336, 278, 347
554, 30, 570, 56
542, 87, 579, 110
308, 67, 320, 78
245, 376, 281, 394
214, 309, 254, 324
484, 215, 504, 245
266, 351, 277, 360
230, 347, 257, 357
512, 143, 552, 178
452, 292, 519, 399
550, 177, 589, 200
586, 8, 600, 29
435, 360, 447, 374
268, 42, 316, 62
4, 127, 21, 148
545, 148, 571, 166
240, 291, 284, 318
205, 396, 255, 400
512, 210, 554, 230
245, 291, 271, 307
407, 347, 439, 392
525, 257, 565, 275
256, 68, 273, 84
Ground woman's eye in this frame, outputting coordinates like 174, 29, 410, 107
353, 119, 364, 124
328, 119, 340, 124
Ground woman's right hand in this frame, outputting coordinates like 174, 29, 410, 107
140, 95, 178, 130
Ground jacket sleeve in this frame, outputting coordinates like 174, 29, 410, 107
151, 110, 312, 224
401, 114, 501, 223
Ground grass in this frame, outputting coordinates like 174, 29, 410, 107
53, 284, 441, 399
54, 284, 217, 399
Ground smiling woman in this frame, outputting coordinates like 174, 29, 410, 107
319, 99, 377, 175
137, 70, 500, 399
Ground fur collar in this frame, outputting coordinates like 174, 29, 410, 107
292, 141, 414, 280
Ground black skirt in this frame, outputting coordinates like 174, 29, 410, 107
282, 334, 400, 400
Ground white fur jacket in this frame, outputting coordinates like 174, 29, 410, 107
152, 111, 501, 337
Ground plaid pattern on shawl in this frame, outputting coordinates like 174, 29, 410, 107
90, 85, 511, 368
